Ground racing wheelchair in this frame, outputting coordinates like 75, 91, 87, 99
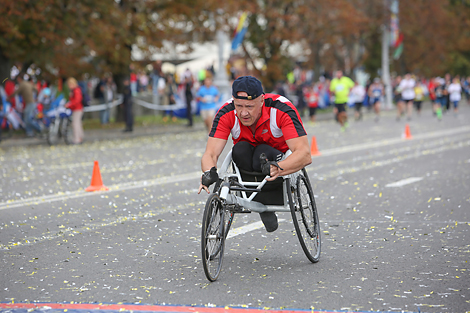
201, 150, 321, 282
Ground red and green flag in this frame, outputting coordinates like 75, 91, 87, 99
393, 32, 404, 60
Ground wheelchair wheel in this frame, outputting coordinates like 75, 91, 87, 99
201, 193, 225, 281
288, 170, 321, 263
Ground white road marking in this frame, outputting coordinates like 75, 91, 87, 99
385, 177, 423, 188
0, 171, 200, 211
227, 219, 286, 239
317, 125, 470, 157
1, 125, 469, 210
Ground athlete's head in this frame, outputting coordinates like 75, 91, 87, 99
335, 70, 343, 79
232, 76, 265, 127
203, 77, 213, 87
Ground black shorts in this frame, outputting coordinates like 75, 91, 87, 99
335, 103, 346, 113
309, 107, 317, 116
354, 102, 363, 112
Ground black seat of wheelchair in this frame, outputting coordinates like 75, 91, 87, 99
238, 168, 284, 205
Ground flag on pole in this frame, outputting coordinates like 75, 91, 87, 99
393, 32, 404, 60
390, 0, 399, 46
231, 12, 248, 51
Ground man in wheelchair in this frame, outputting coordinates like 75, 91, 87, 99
198, 76, 311, 232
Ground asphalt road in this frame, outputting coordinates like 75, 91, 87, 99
1, 104, 469, 313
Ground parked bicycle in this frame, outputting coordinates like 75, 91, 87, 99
39, 94, 74, 145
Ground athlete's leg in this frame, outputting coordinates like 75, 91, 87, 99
374, 101, 381, 115
252, 144, 284, 172
252, 144, 283, 233
406, 100, 413, 119
396, 99, 404, 120
436, 99, 443, 120
453, 100, 459, 113
232, 141, 255, 172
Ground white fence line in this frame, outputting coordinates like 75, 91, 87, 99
83, 95, 123, 113
133, 97, 186, 111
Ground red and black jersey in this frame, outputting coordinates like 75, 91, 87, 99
209, 93, 307, 153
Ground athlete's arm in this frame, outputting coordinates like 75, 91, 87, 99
198, 136, 227, 194
266, 135, 312, 181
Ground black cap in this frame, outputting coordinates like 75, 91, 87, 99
232, 76, 264, 100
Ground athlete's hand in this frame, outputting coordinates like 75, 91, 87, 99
260, 153, 283, 181
198, 183, 210, 194
266, 165, 281, 181
198, 167, 218, 194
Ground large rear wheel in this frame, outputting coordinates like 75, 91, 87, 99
288, 171, 321, 263
201, 193, 225, 281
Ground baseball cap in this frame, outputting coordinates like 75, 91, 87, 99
232, 76, 264, 100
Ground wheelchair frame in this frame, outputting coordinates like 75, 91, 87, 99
201, 150, 322, 282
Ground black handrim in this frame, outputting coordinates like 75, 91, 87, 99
289, 174, 321, 263
201, 193, 225, 281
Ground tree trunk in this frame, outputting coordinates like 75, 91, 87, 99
0, 47, 11, 83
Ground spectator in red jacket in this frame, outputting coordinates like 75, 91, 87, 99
65, 77, 84, 144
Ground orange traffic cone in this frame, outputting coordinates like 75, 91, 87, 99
85, 161, 109, 192
310, 136, 321, 156
403, 124, 412, 140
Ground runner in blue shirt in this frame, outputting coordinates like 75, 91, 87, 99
196, 77, 220, 130
368, 77, 383, 122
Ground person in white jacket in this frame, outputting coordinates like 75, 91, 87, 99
397, 73, 416, 121
447, 77, 462, 114
350, 81, 366, 121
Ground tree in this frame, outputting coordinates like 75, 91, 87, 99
1, 0, 469, 92
392, 0, 470, 76
0, 0, 219, 81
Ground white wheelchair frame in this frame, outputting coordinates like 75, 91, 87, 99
201, 148, 321, 282
216, 149, 299, 213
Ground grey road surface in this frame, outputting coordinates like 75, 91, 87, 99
1, 105, 469, 312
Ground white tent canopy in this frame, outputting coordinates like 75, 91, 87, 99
132, 39, 231, 78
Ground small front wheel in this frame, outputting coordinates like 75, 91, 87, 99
201, 193, 225, 281
288, 171, 321, 263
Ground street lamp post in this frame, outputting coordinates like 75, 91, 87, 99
213, 30, 231, 99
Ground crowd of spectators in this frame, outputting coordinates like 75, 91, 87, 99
2, 62, 469, 143
272, 65, 470, 129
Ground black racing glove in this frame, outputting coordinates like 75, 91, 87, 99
259, 153, 284, 176
201, 167, 218, 187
